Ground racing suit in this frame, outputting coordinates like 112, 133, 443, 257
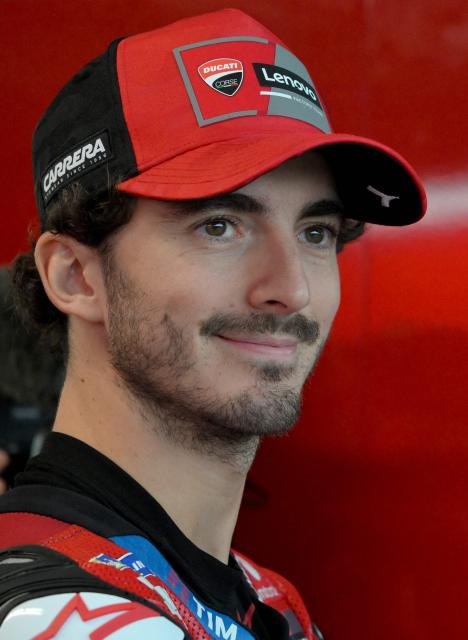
0, 432, 324, 639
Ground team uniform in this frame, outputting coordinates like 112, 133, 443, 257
0, 433, 324, 639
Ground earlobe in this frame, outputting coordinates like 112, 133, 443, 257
34, 233, 105, 324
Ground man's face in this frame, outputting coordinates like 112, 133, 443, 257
104, 151, 342, 450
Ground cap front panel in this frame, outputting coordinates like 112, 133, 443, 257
174, 38, 330, 132
117, 32, 331, 174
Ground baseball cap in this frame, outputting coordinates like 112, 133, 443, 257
33, 8, 426, 226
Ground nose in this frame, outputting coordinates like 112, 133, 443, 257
246, 234, 310, 315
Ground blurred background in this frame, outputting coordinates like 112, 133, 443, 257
1, 1, 467, 638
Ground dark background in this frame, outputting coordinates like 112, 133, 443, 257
2, 1, 467, 638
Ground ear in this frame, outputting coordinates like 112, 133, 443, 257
34, 232, 106, 324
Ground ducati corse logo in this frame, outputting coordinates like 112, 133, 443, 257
198, 58, 243, 96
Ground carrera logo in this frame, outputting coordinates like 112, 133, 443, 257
41, 131, 111, 203
198, 58, 243, 96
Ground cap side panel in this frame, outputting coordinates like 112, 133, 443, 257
32, 38, 138, 223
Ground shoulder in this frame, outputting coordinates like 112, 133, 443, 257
0, 543, 189, 639
233, 550, 325, 640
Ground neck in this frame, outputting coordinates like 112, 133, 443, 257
53, 356, 257, 563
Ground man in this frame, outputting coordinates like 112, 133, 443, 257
0, 8, 426, 639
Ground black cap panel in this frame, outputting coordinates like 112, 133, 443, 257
32, 38, 138, 226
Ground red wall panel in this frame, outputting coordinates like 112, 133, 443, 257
2, 2, 467, 638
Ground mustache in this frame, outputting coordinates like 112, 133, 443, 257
200, 312, 320, 345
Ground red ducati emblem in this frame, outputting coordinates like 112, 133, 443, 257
198, 58, 244, 96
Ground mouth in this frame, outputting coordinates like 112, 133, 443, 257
215, 334, 298, 358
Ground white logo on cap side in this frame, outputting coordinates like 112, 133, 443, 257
367, 185, 400, 208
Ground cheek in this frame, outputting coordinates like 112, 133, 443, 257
329, 266, 341, 314
147, 262, 233, 322
309, 262, 341, 322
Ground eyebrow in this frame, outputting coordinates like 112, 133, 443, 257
170, 192, 345, 222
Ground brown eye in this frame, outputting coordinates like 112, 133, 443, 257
304, 226, 325, 244
205, 219, 228, 236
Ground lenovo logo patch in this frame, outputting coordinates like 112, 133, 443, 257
253, 63, 323, 110
198, 58, 244, 96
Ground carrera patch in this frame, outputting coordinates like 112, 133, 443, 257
173, 37, 331, 132
0, 592, 185, 639
41, 130, 112, 204
198, 58, 243, 96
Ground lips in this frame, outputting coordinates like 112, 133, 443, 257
217, 334, 298, 348
215, 334, 299, 358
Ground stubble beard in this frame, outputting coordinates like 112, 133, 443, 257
105, 263, 324, 468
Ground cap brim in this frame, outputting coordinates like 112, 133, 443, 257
117, 131, 426, 226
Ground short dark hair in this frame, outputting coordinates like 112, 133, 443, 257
11, 181, 364, 354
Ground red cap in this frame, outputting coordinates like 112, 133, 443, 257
116, 9, 426, 225
33, 9, 426, 226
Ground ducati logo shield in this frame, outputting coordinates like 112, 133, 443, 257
198, 58, 244, 96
